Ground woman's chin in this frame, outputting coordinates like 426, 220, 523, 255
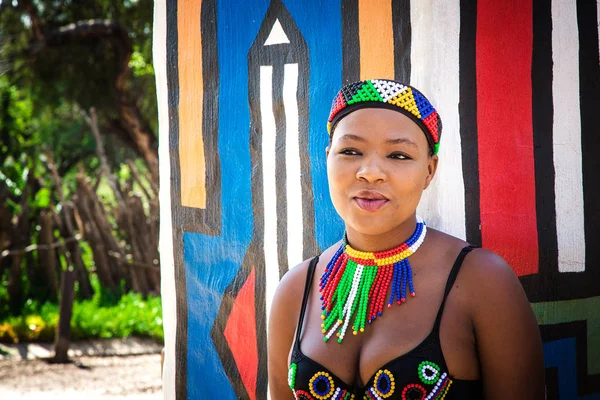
345, 218, 395, 237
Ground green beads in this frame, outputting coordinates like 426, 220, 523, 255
418, 360, 440, 385
348, 80, 383, 104
288, 363, 297, 389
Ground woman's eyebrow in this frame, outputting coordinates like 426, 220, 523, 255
338, 133, 366, 142
338, 134, 418, 148
386, 137, 418, 148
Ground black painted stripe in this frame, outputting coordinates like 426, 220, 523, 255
458, 0, 481, 247
201, 0, 222, 234
165, 1, 188, 399
296, 50, 320, 261
273, 64, 289, 281
342, 0, 360, 84
578, 0, 600, 291
531, 0, 558, 280
392, 0, 411, 83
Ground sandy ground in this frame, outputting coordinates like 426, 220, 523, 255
0, 354, 162, 400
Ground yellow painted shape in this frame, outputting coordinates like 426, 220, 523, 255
178, 0, 206, 209
358, 0, 394, 80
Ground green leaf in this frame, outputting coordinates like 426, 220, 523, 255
33, 187, 51, 208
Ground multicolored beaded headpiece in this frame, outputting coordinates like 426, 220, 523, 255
319, 216, 427, 343
327, 79, 442, 155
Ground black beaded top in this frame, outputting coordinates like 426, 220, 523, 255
287, 247, 483, 400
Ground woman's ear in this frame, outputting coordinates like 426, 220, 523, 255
326, 145, 330, 159
424, 154, 439, 190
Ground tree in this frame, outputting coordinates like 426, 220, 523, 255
0, 0, 158, 184
0, 0, 160, 357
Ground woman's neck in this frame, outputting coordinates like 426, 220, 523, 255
344, 214, 418, 252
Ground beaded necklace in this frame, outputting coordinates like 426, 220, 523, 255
319, 216, 427, 343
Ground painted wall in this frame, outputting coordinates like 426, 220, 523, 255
153, 0, 600, 398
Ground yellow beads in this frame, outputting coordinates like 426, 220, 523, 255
344, 245, 372, 259
387, 88, 422, 119
344, 245, 414, 267
374, 250, 414, 266
308, 371, 335, 400
372, 369, 396, 398
440, 379, 453, 399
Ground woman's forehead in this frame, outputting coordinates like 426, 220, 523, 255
332, 108, 428, 147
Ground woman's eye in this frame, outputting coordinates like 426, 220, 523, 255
340, 149, 360, 156
389, 153, 409, 160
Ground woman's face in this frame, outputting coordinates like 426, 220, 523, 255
326, 108, 438, 238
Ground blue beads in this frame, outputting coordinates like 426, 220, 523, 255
389, 259, 414, 305
401, 260, 408, 302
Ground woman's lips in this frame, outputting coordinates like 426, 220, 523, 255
354, 197, 388, 212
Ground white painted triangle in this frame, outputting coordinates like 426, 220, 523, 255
264, 19, 290, 45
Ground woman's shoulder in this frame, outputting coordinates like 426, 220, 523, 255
271, 258, 312, 317
426, 229, 522, 307
428, 228, 516, 283
460, 246, 520, 290
278, 241, 342, 287
272, 242, 340, 314
429, 231, 529, 320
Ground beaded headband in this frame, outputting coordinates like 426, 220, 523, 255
327, 79, 442, 155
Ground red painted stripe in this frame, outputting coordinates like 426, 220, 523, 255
476, 0, 539, 276
224, 267, 257, 400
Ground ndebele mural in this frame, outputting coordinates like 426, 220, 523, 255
154, 0, 600, 398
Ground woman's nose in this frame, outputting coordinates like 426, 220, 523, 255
356, 156, 386, 183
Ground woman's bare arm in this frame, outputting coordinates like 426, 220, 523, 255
466, 249, 545, 399
268, 260, 310, 400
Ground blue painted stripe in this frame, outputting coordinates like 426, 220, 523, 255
544, 338, 600, 399
184, 0, 344, 398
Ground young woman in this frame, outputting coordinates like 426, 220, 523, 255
268, 79, 545, 400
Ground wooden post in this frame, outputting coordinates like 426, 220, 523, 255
45, 151, 94, 299
84, 108, 151, 295
39, 210, 59, 300
52, 269, 75, 363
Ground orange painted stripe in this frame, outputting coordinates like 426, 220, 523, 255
358, 0, 395, 80
178, 0, 206, 209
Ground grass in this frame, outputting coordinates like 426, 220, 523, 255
0, 277, 163, 344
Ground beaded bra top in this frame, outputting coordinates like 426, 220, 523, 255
288, 247, 483, 400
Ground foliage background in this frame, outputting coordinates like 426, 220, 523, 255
0, 0, 162, 343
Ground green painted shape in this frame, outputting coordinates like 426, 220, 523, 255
531, 297, 600, 374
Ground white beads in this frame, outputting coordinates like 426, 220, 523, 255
368, 387, 384, 400
338, 265, 364, 341
425, 373, 448, 400
372, 79, 409, 102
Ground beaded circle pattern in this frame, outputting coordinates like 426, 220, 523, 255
293, 381, 354, 400
327, 79, 442, 155
319, 217, 427, 343
401, 383, 426, 400
309, 371, 336, 400
417, 361, 440, 385
295, 389, 316, 400
361, 359, 453, 399
371, 369, 396, 399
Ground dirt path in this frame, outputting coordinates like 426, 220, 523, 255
0, 354, 162, 400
